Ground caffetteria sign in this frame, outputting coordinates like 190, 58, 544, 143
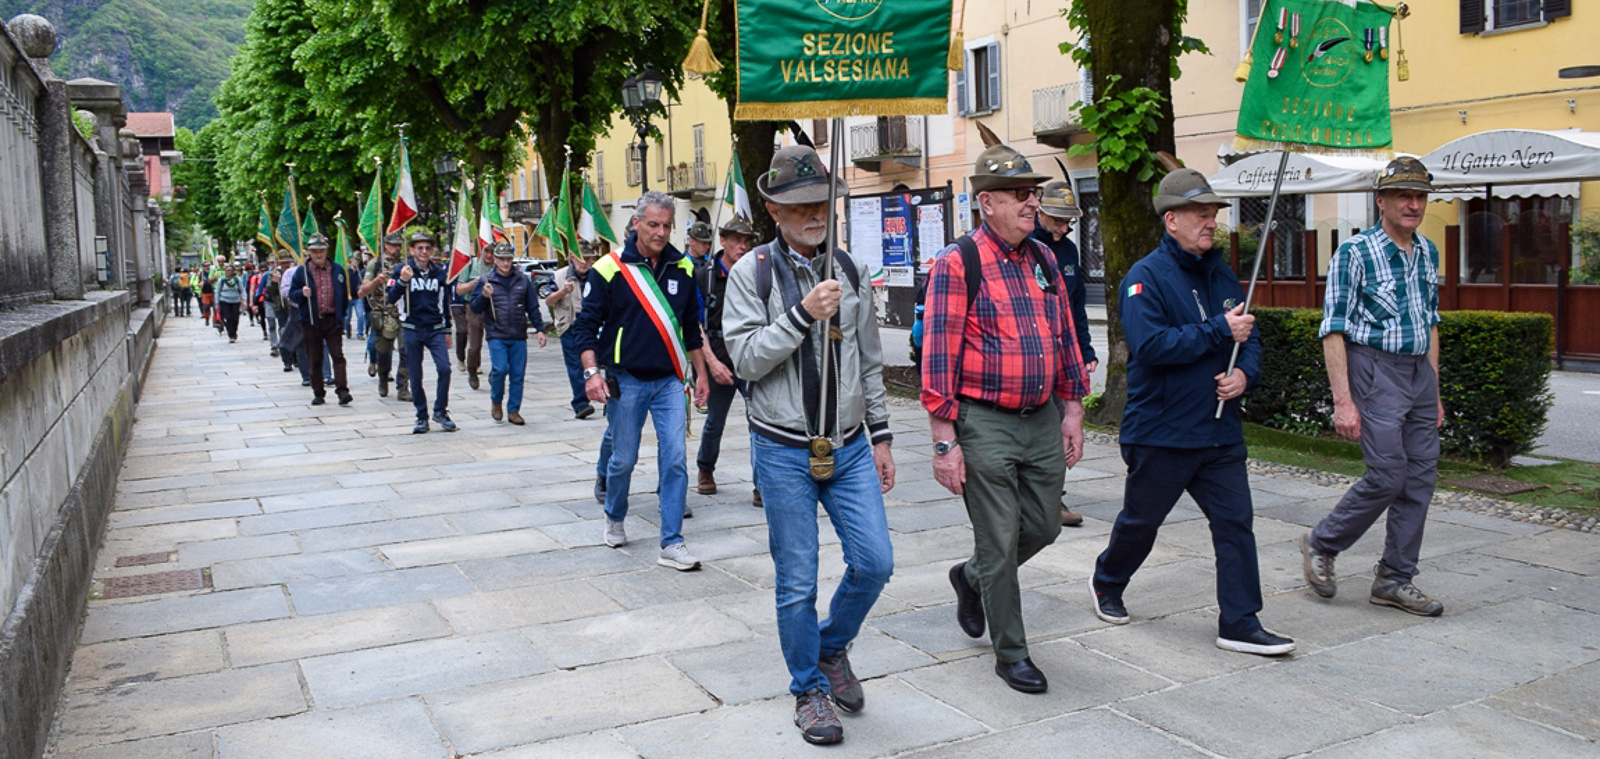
735, 0, 952, 120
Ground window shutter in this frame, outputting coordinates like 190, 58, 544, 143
1544, 0, 1571, 21
986, 43, 1002, 111
1460, 0, 1486, 33
955, 62, 968, 115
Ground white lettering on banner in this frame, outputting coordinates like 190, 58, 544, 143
1435, 147, 1557, 176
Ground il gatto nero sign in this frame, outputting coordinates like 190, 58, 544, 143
1433, 146, 1557, 176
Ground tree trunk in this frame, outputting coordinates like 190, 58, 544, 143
1080, 0, 1178, 426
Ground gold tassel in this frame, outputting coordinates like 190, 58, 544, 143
681, 0, 722, 76
1234, 51, 1252, 83
1396, 50, 1409, 81
1393, 3, 1409, 81
947, 0, 966, 71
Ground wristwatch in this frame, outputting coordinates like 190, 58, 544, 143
933, 439, 959, 456
583, 367, 603, 380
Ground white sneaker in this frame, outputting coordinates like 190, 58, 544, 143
603, 518, 627, 548
658, 542, 701, 571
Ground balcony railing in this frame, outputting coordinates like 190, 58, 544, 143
507, 198, 543, 225
1033, 82, 1090, 147
596, 182, 614, 206
666, 160, 717, 199
849, 116, 923, 170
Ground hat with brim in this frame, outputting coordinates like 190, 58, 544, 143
970, 145, 1052, 192
688, 221, 714, 242
305, 234, 330, 250
1154, 169, 1227, 215
490, 242, 516, 258
1038, 180, 1083, 219
1376, 156, 1434, 192
408, 230, 436, 247
383, 232, 404, 246
758, 145, 847, 205
719, 215, 755, 238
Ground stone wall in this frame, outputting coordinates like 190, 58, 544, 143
0, 14, 166, 759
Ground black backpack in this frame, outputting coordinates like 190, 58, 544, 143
909, 235, 1057, 366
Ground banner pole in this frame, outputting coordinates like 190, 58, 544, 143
1216, 148, 1291, 419
818, 117, 844, 440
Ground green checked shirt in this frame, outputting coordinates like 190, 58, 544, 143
1319, 224, 1441, 356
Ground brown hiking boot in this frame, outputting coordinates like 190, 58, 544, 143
697, 468, 717, 495
397, 383, 411, 403
752, 489, 763, 508
491, 403, 503, 421
1301, 534, 1337, 598
793, 688, 842, 745
1060, 505, 1083, 527
378, 373, 390, 397
1370, 567, 1444, 617
507, 411, 524, 425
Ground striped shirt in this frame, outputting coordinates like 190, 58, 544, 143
920, 224, 1088, 421
1319, 224, 1440, 356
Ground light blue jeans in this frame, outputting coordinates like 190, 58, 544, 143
486, 338, 526, 413
603, 370, 689, 548
752, 433, 894, 696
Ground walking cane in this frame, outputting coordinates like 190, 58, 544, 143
1215, 149, 1291, 419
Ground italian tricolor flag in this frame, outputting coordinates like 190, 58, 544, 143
1127, 283, 1144, 297
387, 140, 418, 233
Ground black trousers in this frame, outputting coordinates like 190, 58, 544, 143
304, 316, 348, 399
218, 301, 241, 339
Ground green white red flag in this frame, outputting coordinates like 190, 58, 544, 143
387, 140, 418, 232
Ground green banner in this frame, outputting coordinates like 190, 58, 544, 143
1236, 0, 1396, 154
734, 0, 951, 121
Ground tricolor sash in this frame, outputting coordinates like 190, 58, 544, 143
610, 252, 689, 382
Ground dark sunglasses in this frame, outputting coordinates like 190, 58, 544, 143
992, 187, 1042, 202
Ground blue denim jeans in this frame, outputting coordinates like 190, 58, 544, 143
486, 338, 527, 412
352, 299, 368, 337
603, 370, 689, 548
560, 331, 589, 413
752, 433, 894, 696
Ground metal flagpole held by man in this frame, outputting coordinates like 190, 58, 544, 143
1215, 149, 1289, 418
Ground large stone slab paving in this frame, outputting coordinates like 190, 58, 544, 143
79, 587, 291, 645
1115, 665, 1410, 759
215, 700, 449, 759
1402, 598, 1600, 676
300, 630, 553, 709
51, 664, 306, 754
286, 564, 475, 615
898, 708, 1209, 759
235, 503, 390, 536
68, 731, 215, 759
898, 637, 1170, 730
210, 549, 388, 590
1539, 575, 1600, 614
1034, 559, 1220, 622
64, 630, 226, 691
524, 598, 754, 668
456, 545, 649, 592
460, 732, 640, 759
1430, 508, 1552, 536
1254, 588, 1434, 651
176, 534, 300, 567
667, 627, 934, 706
1073, 607, 1286, 683
879, 561, 1059, 609
1277, 633, 1540, 716
1484, 660, 1600, 740
115, 472, 219, 494
1414, 551, 1586, 610
378, 528, 561, 568
296, 515, 458, 554
617, 676, 986, 758
1305, 703, 1596, 758
426, 658, 717, 753
383, 489, 521, 519
872, 591, 1100, 658
446, 504, 584, 534
257, 484, 399, 513
208, 443, 307, 462
431, 580, 625, 634
586, 565, 756, 609
1020, 529, 1192, 581
224, 603, 453, 667
1473, 530, 1600, 576
333, 465, 443, 489
107, 499, 259, 529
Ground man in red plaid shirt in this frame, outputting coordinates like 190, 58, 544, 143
921, 137, 1089, 695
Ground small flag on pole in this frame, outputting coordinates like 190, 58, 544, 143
358, 162, 384, 252
478, 177, 507, 249
301, 198, 321, 241
578, 177, 618, 248
447, 182, 474, 283
721, 150, 752, 226
388, 138, 418, 232
256, 195, 275, 249
275, 172, 304, 263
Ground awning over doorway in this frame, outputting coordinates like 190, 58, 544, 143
1208, 151, 1387, 198
1419, 129, 1600, 187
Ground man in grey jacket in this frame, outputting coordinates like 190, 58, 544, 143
722, 145, 895, 747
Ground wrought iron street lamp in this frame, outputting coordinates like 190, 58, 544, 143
621, 66, 665, 192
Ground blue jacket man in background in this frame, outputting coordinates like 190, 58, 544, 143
469, 241, 547, 425
387, 230, 456, 434
1090, 168, 1296, 657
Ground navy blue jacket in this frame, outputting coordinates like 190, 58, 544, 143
386, 259, 453, 331
1120, 234, 1260, 448
287, 261, 350, 326
1030, 226, 1098, 366
469, 267, 544, 340
572, 232, 703, 381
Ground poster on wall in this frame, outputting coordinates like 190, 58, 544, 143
916, 204, 945, 261
850, 186, 954, 283
848, 197, 884, 274
880, 195, 914, 269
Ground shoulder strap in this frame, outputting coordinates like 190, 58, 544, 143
832, 249, 861, 293
957, 235, 981, 307
755, 242, 775, 303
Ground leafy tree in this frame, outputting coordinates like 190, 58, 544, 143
1064, 0, 1207, 424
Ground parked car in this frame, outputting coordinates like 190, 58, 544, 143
518, 259, 561, 300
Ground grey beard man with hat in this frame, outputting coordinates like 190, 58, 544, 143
722, 144, 896, 746
289, 233, 353, 407
1090, 168, 1295, 657
1301, 157, 1446, 617
1032, 179, 1098, 528
357, 231, 410, 401
922, 128, 1090, 694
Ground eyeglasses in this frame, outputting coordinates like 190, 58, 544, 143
992, 187, 1042, 202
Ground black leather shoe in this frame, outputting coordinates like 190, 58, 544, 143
949, 562, 985, 639
994, 657, 1048, 694
337, 393, 353, 406
311, 396, 326, 406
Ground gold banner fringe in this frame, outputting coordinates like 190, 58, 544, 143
1231, 136, 1395, 162
735, 97, 947, 121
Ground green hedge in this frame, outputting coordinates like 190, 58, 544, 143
1242, 308, 1554, 467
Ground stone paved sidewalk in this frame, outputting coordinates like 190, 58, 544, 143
45, 316, 1600, 758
